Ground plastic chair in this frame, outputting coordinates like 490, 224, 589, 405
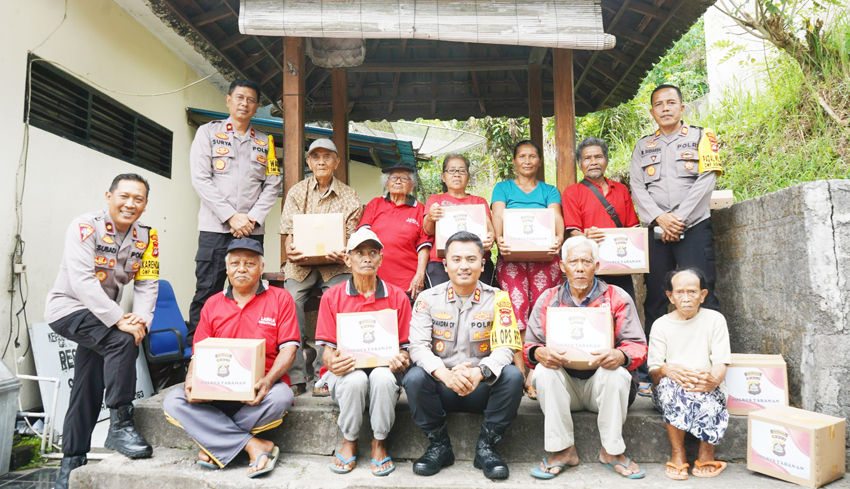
144, 279, 191, 363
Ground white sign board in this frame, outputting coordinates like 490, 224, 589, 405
29, 322, 154, 435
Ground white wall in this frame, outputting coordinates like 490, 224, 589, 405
0, 0, 276, 409
704, 5, 769, 105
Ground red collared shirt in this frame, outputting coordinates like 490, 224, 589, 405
194, 283, 300, 385
359, 195, 432, 290
562, 178, 640, 232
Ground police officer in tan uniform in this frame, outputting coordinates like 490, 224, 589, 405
629, 84, 722, 344
404, 232, 524, 480
45, 174, 159, 489
188, 79, 281, 343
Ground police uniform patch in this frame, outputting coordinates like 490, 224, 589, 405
435, 341, 445, 353
95, 271, 108, 282
135, 241, 147, 250
215, 132, 229, 140
132, 228, 138, 239
650, 155, 657, 162
684, 161, 695, 171
473, 288, 481, 302
473, 312, 492, 320
414, 298, 428, 314
226, 123, 234, 132
434, 312, 453, 320
443, 331, 452, 339
132, 262, 141, 271
79, 224, 95, 242
250, 128, 256, 138
647, 166, 656, 176
108, 259, 115, 268
102, 235, 114, 245
681, 151, 695, 159
645, 139, 657, 149
680, 125, 689, 136
478, 343, 489, 353
215, 159, 226, 170
473, 331, 483, 340
257, 154, 266, 164
106, 222, 115, 234
446, 286, 455, 301
253, 139, 267, 147
94, 256, 107, 266
215, 147, 230, 155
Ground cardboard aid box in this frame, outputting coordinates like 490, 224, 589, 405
502, 208, 556, 262
748, 406, 845, 488
190, 338, 265, 401
435, 204, 489, 258
293, 213, 345, 266
545, 306, 614, 370
337, 309, 400, 369
710, 189, 734, 209
727, 353, 789, 415
596, 227, 649, 275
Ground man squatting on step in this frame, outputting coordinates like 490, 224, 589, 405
44, 174, 158, 489
164, 238, 299, 477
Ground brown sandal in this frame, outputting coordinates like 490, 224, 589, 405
665, 461, 689, 480
692, 460, 727, 478
525, 385, 538, 400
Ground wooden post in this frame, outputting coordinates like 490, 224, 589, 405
281, 36, 305, 265
553, 49, 576, 191
528, 64, 544, 182
332, 68, 349, 183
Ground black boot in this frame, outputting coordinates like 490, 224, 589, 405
473, 423, 509, 480
413, 423, 455, 476
55, 455, 87, 489
103, 404, 153, 459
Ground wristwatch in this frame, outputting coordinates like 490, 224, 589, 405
479, 364, 494, 381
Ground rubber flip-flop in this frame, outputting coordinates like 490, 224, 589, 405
665, 461, 689, 480
196, 460, 220, 470
248, 445, 279, 478
525, 385, 538, 401
329, 453, 357, 474
529, 457, 567, 480
601, 457, 646, 479
692, 460, 727, 478
313, 384, 330, 397
637, 382, 652, 397
371, 456, 396, 476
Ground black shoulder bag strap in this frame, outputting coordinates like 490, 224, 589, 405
579, 179, 623, 228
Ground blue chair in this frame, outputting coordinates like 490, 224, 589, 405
144, 279, 191, 363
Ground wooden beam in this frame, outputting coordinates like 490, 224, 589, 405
528, 47, 548, 65
332, 69, 349, 184
553, 49, 576, 191
617, 26, 651, 46
219, 33, 247, 51
627, 1, 669, 19
348, 58, 529, 73
463, 43, 486, 115
528, 65, 544, 182
190, 5, 232, 27
281, 37, 305, 265
574, 0, 633, 96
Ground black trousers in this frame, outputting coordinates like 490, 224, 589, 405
403, 365, 524, 433
644, 218, 720, 337
598, 274, 635, 301
49, 310, 138, 457
424, 259, 496, 290
188, 232, 264, 344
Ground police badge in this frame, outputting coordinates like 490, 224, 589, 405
746, 371, 763, 395
771, 429, 787, 456
453, 212, 468, 232
521, 214, 535, 235
360, 318, 376, 344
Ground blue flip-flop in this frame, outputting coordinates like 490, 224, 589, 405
529, 458, 568, 479
602, 457, 646, 479
329, 453, 357, 474
195, 460, 220, 470
371, 456, 396, 476
248, 445, 279, 478
637, 382, 652, 397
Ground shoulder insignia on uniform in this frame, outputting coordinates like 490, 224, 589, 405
654, 129, 661, 137
215, 132, 229, 140
105, 221, 115, 234
101, 235, 114, 245
94, 256, 107, 266
95, 271, 108, 282
473, 288, 481, 303
434, 312, 453, 320
253, 139, 267, 147
250, 128, 256, 138
257, 154, 266, 164
226, 123, 234, 132
215, 147, 230, 155
680, 125, 689, 136
446, 286, 455, 301
132, 228, 138, 239
135, 241, 147, 250
414, 298, 428, 314
79, 223, 95, 242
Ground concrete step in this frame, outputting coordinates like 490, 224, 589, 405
71, 448, 850, 489
136, 385, 747, 464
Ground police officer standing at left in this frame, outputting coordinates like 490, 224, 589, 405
188, 79, 282, 343
45, 174, 159, 489
404, 232, 524, 480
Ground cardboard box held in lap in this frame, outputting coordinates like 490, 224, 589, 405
435, 204, 488, 258
293, 213, 345, 266
190, 338, 265, 402
748, 405, 845, 488
545, 307, 614, 370
502, 208, 556, 262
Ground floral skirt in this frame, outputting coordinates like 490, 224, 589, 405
652, 376, 729, 445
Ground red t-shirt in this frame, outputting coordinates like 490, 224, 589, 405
194, 284, 300, 385
423, 193, 492, 262
561, 178, 640, 232
359, 195, 432, 291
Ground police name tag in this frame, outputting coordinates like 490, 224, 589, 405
191, 338, 265, 402
545, 307, 614, 370
336, 309, 400, 369
596, 227, 649, 275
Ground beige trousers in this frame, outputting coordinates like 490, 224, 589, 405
532, 365, 632, 455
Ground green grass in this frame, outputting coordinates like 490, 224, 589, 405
13, 436, 46, 470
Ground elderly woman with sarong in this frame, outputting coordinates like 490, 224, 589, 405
648, 268, 731, 481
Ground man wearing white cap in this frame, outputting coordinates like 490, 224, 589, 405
280, 138, 364, 395
314, 228, 412, 476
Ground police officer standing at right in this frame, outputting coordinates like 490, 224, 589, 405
629, 84, 722, 341
404, 232, 524, 480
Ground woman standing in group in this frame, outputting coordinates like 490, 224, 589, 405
491, 140, 565, 396
422, 154, 496, 288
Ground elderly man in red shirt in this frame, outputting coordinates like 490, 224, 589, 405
163, 239, 299, 478
561, 137, 640, 299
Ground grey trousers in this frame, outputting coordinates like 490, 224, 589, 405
163, 382, 293, 467
284, 269, 351, 385
326, 367, 400, 441
533, 366, 632, 455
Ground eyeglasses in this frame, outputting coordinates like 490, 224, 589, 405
444, 169, 468, 175
387, 175, 411, 183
